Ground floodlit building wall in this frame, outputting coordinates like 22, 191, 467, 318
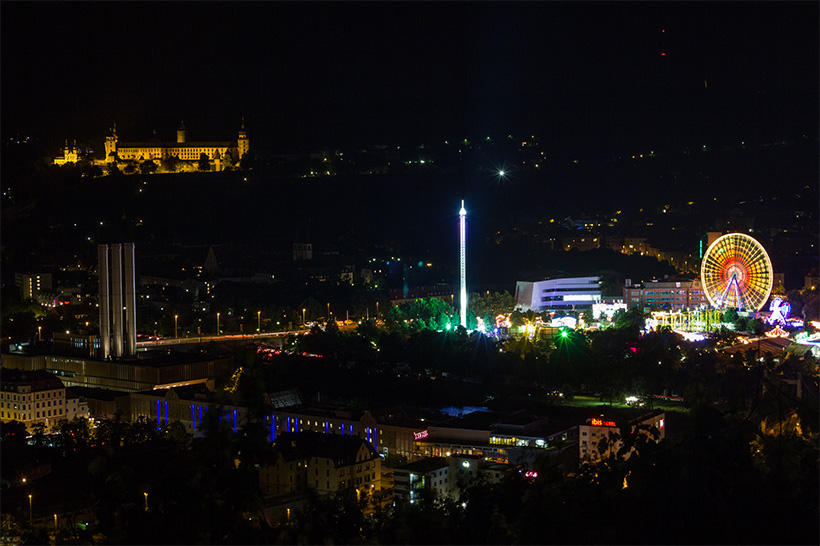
515, 276, 602, 313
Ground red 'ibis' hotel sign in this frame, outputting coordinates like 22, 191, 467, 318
589, 418, 617, 427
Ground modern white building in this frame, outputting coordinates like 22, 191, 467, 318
514, 276, 602, 313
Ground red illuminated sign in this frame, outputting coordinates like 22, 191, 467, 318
589, 418, 617, 427
413, 430, 428, 440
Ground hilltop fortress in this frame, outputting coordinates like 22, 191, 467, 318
55, 119, 249, 173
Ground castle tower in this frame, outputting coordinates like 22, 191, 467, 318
237, 117, 249, 159
104, 124, 118, 161
177, 121, 187, 143
67, 139, 78, 163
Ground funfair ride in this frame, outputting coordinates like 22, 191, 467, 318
700, 233, 773, 312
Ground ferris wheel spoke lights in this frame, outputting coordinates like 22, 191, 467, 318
701, 233, 773, 312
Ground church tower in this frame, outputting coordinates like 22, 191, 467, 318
237, 117, 249, 160
177, 121, 187, 143
104, 124, 118, 161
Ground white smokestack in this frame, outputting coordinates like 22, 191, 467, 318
97, 244, 111, 360
111, 243, 124, 357
123, 243, 137, 356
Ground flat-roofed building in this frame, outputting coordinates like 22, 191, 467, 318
1, 350, 233, 392
623, 279, 706, 310
393, 457, 449, 503
515, 276, 602, 313
579, 410, 666, 463
129, 384, 246, 435
15, 273, 52, 300
265, 405, 429, 461
394, 454, 515, 503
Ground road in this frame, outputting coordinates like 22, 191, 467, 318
136, 330, 309, 350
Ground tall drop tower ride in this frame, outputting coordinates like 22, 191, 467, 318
459, 200, 467, 328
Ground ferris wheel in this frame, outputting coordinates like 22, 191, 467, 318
700, 233, 773, 312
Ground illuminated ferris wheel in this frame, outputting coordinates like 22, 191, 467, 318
700, 233, 773, 312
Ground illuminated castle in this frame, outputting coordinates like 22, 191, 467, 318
104, 119, 250, 171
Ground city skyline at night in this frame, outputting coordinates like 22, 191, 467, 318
1, 3, 817, 545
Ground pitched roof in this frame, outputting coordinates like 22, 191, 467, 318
0, 368, 65, 391
271, 431, 378, 468
118, 141, 235, 149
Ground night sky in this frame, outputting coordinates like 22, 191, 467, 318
2, 2, 817, 153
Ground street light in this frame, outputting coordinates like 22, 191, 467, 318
144, 492, 148, 511
54, 514, 58, 533
216, 312, 220, 335
302, 308, 306, 326
28, 494, 32, 524
257, 311, 261, 333
174, 315, 179, 338
38, 326, 42, 342
376, 302, 380, 317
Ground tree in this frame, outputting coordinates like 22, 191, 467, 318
612, 307, 646, 334
198, 153, 211, 172
139, 159, 157, 174
0, 420, 28, 445
721, 308, 739, 324
469, 291, 515, 319
160, 156, 179, 173
240, 150, 254, 171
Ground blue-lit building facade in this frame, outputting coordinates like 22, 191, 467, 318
128, 385, 248, 435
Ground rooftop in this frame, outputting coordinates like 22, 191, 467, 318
0, 367, 65, 391
395, 456, 448, 475
269, 431, 379, 468
118, 141, 235, 149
